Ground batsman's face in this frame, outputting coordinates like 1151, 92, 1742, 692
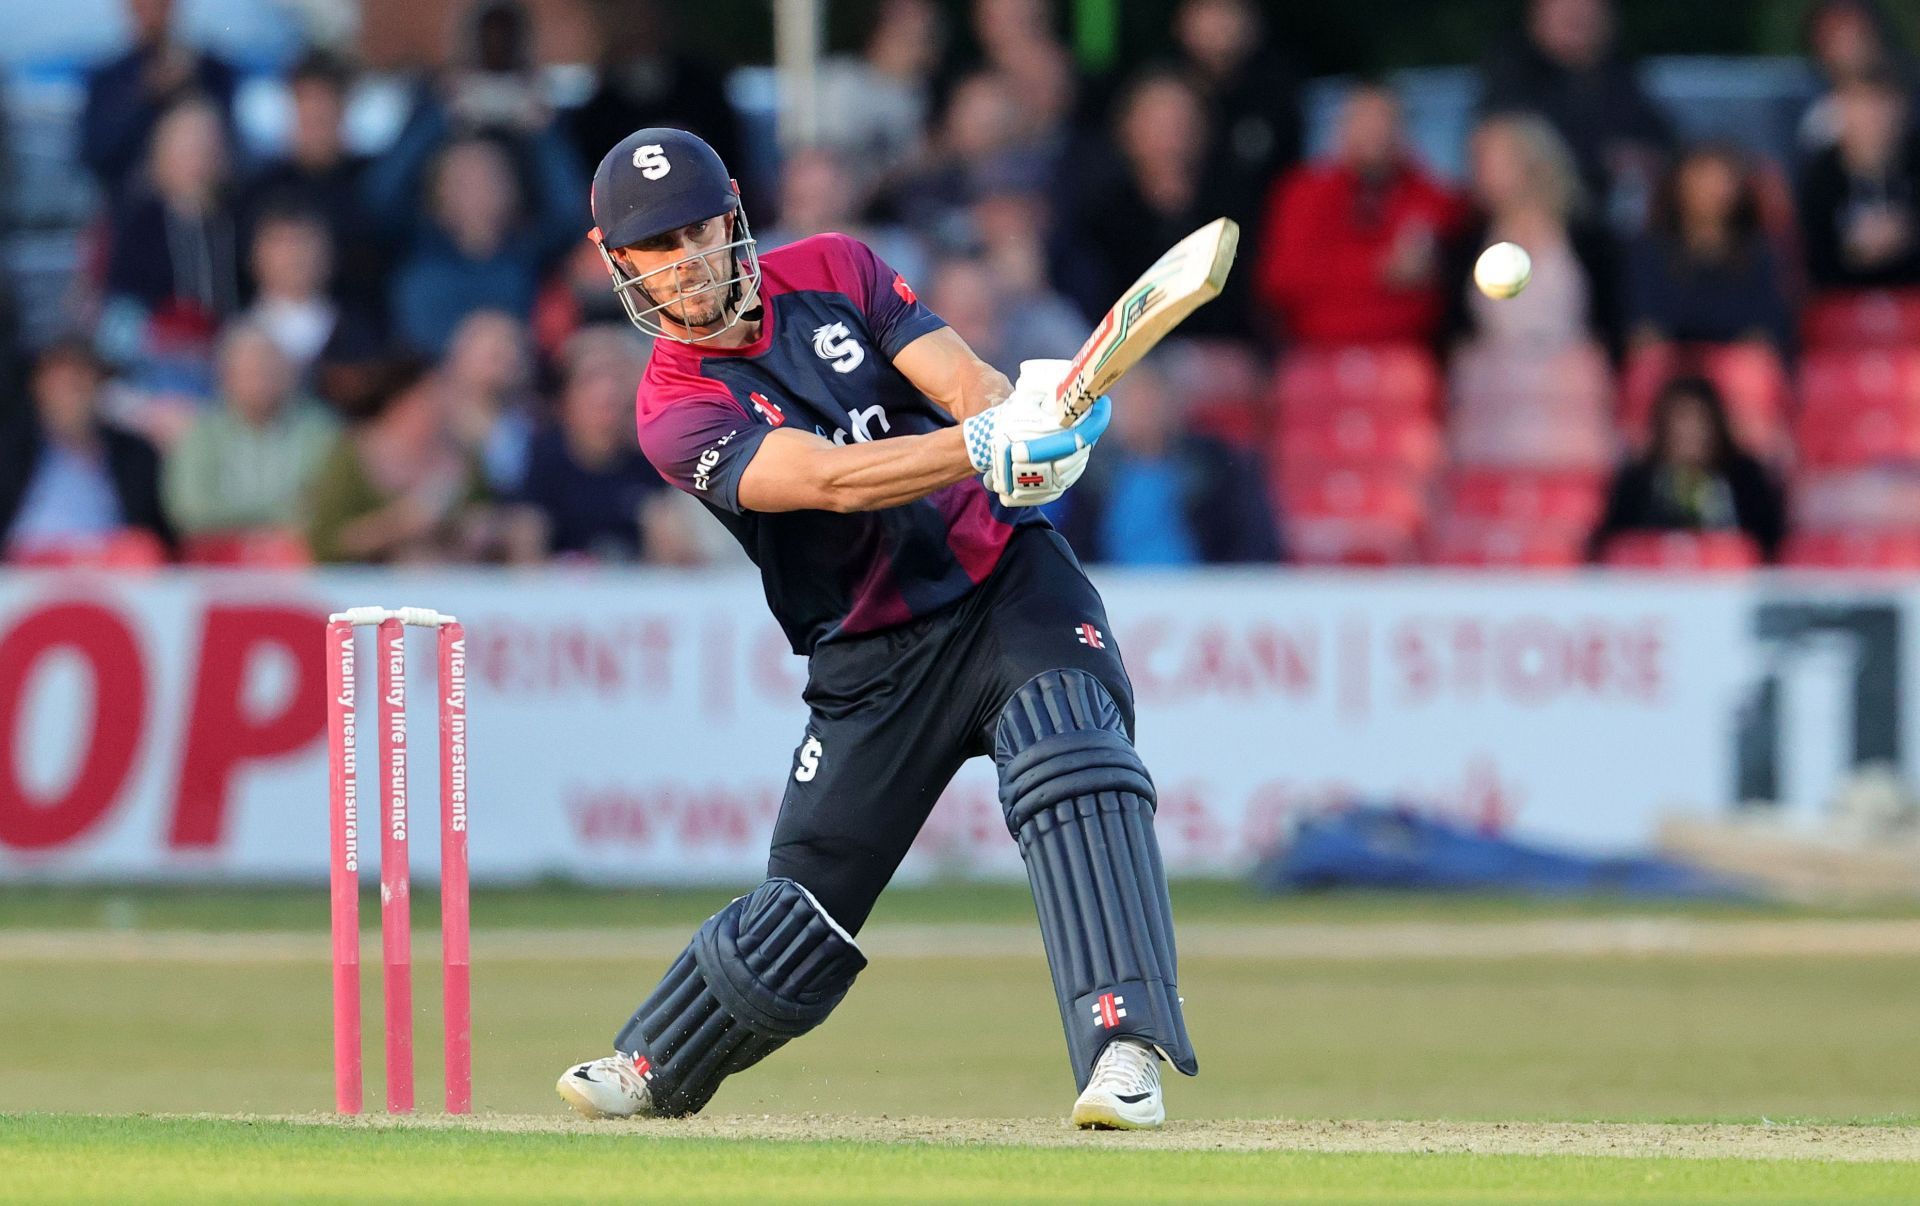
616, 216, 736, 332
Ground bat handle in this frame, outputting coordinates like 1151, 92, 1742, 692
1018, 395, 1112, 462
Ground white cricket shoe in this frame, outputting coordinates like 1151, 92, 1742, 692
1071, 1037, 1165, 1130
557, 1053, 657, 1119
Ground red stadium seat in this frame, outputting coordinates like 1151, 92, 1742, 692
1428, 519, 1587, 568
1274, 407, 1442, 474
1622, 343, 1792, 456
1599, 530, 1762, 571
181, 530, 313, 567
6, 529, 168, 569
1796, 348, 1920, 469
1277, 465, 1426, 566
1783, 530, 1920, 571
1441, 470, 1606, 528
1802, 289, 1920, 349
1274, 343, 1442, 423
1791, 468, 1920, 531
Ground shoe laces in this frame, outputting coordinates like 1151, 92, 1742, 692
599, 1055, 652, 1098
1087, 1038, 1159, 1097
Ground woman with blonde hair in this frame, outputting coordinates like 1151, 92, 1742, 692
1444, 111, 1617, 354
1444, 112, 1620, 471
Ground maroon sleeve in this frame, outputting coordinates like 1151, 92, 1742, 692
819, 233, 947, 359
637, 394, 773, 515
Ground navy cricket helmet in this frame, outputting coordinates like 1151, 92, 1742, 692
589, 128, 762, 342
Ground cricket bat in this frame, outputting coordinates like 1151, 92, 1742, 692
1050, 216, 1241, 426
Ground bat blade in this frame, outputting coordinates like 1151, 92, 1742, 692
1051, 216, 1240, 425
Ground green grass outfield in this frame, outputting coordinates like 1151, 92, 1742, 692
4, 1116, 1917, 1205
4, 884, 1916, 1202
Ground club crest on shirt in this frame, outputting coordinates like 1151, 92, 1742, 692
812, 322, 866, 373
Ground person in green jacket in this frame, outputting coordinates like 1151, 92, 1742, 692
162, 321, 338, 550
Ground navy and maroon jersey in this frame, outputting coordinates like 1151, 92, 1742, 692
636, 233, 1047, 654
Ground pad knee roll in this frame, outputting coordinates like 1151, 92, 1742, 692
614, 878, 866, 1115
995, 669, 1198, 1089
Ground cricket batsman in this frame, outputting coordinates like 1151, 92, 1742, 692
557, 128, 1197, 1129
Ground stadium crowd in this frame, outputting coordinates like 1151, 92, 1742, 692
7, 0, 1920, 570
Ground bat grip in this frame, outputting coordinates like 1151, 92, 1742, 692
1018, 395, 1112, 462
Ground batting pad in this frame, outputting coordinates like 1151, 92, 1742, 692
614, 877, 866, 1115
995, 669, 1198, 1090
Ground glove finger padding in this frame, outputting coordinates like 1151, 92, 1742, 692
994, 443, 1090, 507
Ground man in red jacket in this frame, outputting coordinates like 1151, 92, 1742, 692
1256, 83, 1466, 346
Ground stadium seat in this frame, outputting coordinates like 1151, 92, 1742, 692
1428, 518, 1587, 568
1802, 289, 1920, 349
1796, 348, 1920, 469
1274, 407, 1443, 475
181, 530, 313, 567
1441, 470, 1606, 528
1276, 465, 1426, 566
1448, 341, 1615, 470
1782, 530, 1920, 571
5, 529, 169, 569
1598, 530, 1762, 570
1274, 343, 1442, 423
1791, 467, 1920, 531
1621, 343, 1792, 456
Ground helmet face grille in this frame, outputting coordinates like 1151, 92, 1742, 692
598, 210, 763, 345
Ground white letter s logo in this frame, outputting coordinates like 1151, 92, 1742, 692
795, 735, 823, 782
631, 144, 671, 180
811, 323, 866, 373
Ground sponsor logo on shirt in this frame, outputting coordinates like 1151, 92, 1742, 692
693, 429, 738, 492
749, 392, 785, 426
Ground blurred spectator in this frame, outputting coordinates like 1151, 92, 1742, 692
926, 254, 1083, 377
1589, 375, 1785, 561
532, 240, 639, 361
1479, 0, 1669, 227
886, 69, 1044, 247
162, 323, 337, 539
1445, 113, 1615, 353
963, 0, 1080, 145
1053, 359, 1280, 565
439, 310, 540, 495
104, 97, 243, 327
1256, 83, 1466, 346
1170, 0, 1304, 232
517, 355, 666, 561
0, 273, 21, 431
364, 130, 581, 355
565, 0, 741, 174
816, 0, 945, 190
1624, 145, 1794, 351
1800, 73, 1920, 288
80, 0, 237, 206
1075, 70, 1252, 337
762, 147, 929, 283
242, 206, 345, 378
1, 339, 174, 558
1799, 0, 1916, 156
238, 50, 382, 315
304, 360, 515, 564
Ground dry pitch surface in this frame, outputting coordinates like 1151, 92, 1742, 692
262, 1111, 1919, 1162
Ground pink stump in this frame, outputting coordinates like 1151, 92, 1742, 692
438, 622, 472, 1114
377, 617, 414, 1113
325, 620, 363, 1114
